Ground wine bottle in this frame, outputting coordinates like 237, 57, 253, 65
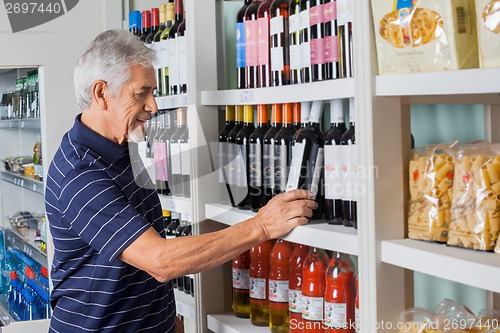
145, 8, 160, 44
237, 0, 252, 89
249, 104, 270, 212
128, 10, 140, 36
175, 214, 188, 291
337, 0, 353, 78
292, 102, 301, 131
274, 103, 296, 196
227, 106, 245, 207
294, 101, 311, 140
140, 10, 151, 42
177, 12, 187, 94
354, 277, 359, 333
289, 0, 302, 84
245, 0, 263, 88
232, 250, 251, 318
162, 209, 172, 235
168, 0, 184, 95
153, 111, 169, 195
299, 0, 312, 83
179, 117, 190, 198
236, 105, 255, 210
269, 239, 294, 333
310, 0, 324, 81
340, 98, 356, 228
159, 110, 176, 196
219, 106, 236, 206
165, 211, 180, 288
159, 1, 174, 96
270, 0, 291, 86
324, 99, 347, 225
170, 108, 187, 197
287, 100, 325, 220
257, 0, 273, 88
262, 104, 283, 206
323, 0, 339, 80
153, 5, 167, 42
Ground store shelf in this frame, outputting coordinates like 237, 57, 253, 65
201, 78, 355, 106
159, 195, 192, 215
205, 203, 358, 255
0, 295, 14, 326
0, 171, 44, 194
4, 228, 47, 267
174, 288, 196, 320
381, 239, 500, 293
0, 118, 40, 130
156, 94, 189, 110
207, 312, 268, 333
376, 68, 500, 104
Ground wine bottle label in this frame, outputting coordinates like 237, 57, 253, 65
257, 16, 270, 66
309, 146, 324, 197
249, 143, 262, 187
177, 35, 188, 91
300, 8, 310, 30
153, 142, 168, 181
324, 302, 347, 328
218, 142, 228, 183
180, 142, 190, 176
310, 4, 323, 26
249, 277, 267, 300
286, 142, 305, 191
159, 40, 170, 68
301, 295, 324, 321
270, 15, 284, 35
263, 143, 275, 189
324, 144, 342, 199
236, 144, 247, 187
324, 35, 339, 63
339, 145, 350, 201
301, 41, 312, 68
245, 20, 258, 67
337, 0, 353, 25
289, 13, 300, 33
290, 44, 302, 70
349, 143, 357, 201
232, 268, 250, 290
289, 289, 303, 313
311, 39, 325, 66
170, 142, 182, 174
271, 46, 284, 71
323, 1, 337, 22
269, 279, 289, 303
236, 22, 246, 68
274, 144, 289, 192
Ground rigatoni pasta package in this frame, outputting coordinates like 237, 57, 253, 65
408, 143, 457, 243
448, 143, 500, 251
475, 0, 500, 68
371, 0, 479, 74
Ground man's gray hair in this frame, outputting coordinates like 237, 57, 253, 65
74, 29, 156, 110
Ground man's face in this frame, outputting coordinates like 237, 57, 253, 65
106, 64, 157, 145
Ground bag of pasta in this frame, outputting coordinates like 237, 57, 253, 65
475, 0, 500, 68
448, 143, 500, 251
398, 307, 442, 333
371, 0, 479, 74
433, 298, 479, 332
408, 142, 457, 243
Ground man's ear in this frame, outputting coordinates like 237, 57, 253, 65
91, 80, 109, 111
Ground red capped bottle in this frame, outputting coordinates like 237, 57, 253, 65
289, 243, 310, 333
249, 239, 275, 326
232, 250, 251, 318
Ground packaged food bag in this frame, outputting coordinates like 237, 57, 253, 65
475, 0, 500, 68
448, 143, 500, 251
371, 0, 479, 74
408, 143, 457, 243
398, 307, 441, 333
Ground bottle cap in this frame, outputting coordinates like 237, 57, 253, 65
10, 271, 18, 280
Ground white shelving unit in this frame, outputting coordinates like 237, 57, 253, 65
207, 313, 269, 333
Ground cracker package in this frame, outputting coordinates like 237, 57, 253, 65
371, 0, 479, 74
408, 143, 457, 243
448, 143, 500, 251
475, 0, 500, 68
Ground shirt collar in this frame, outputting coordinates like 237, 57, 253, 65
70, 114, 128, 164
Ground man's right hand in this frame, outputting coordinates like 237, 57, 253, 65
251, 189, 318, 240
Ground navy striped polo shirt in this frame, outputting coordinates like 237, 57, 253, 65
45, 115, 176, 332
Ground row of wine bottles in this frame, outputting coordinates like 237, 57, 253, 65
0, 70, 40, 120
218, 99, 357, 228
128, 0, 187, 96
232, 240, 359, 333
236, 0, 354, 89
143, 108, 191, 198
163, 210, 194, 297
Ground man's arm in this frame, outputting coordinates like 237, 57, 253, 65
119, 189, 316, 282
